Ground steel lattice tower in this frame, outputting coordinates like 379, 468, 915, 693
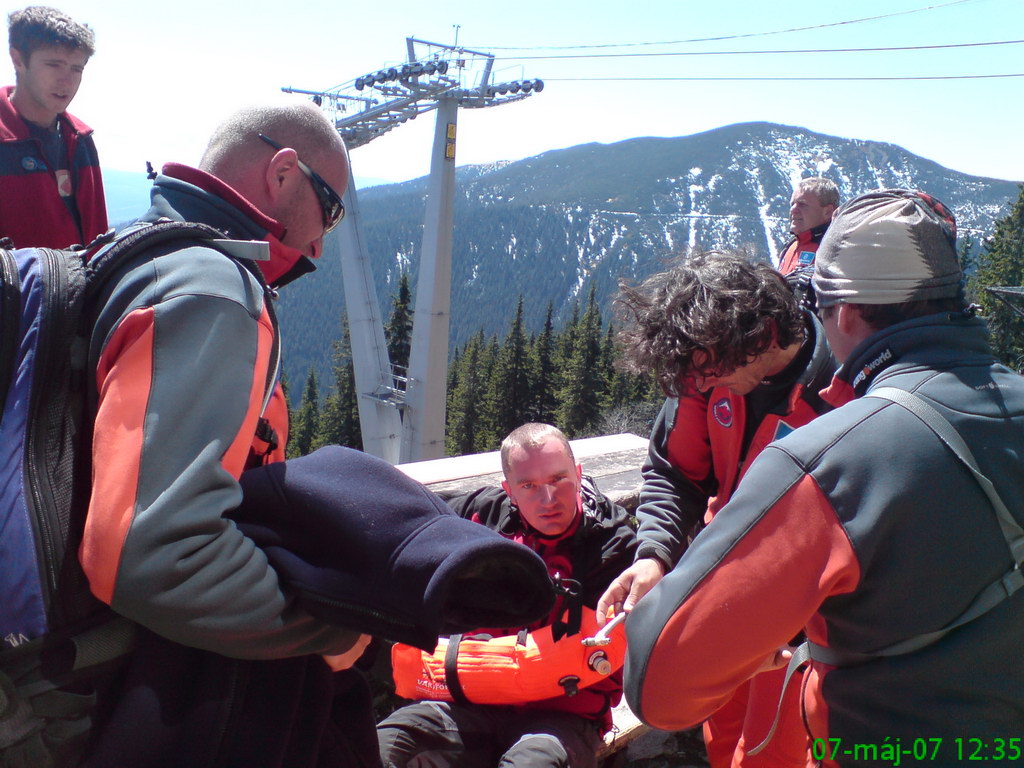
283, 38, 543, 463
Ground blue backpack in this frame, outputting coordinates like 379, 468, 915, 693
0, 221, 279, 763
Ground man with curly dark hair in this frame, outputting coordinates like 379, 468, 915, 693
2, 6, 106, 248
613, 251, 808, 397
597, 250, 836, 768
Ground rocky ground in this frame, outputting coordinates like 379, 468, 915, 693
605, 726, 710, 768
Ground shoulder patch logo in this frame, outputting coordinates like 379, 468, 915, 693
851, 347, 894, 389
774, 421, 795, 440
712, 397, 733, 427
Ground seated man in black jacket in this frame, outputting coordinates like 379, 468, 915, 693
379, 423, 638, 768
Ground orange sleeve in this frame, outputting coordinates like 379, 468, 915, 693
626, 452, 860, 730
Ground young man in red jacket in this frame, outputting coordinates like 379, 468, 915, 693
1, 6, 106, 248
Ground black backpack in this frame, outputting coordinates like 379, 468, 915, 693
0, 221, 280, 765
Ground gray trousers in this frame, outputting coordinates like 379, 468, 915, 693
377, 700, 604, 768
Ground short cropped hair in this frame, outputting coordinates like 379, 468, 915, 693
617, 250, 805, 396
8, 6, 95, 58
796, 177, 840, 209
500, 423, 575, 477
199, 103, 344, 176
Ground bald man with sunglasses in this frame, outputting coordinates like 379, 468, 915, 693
41, 103, 374, 764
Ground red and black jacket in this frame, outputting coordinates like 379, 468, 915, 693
777, 221, 829, 276
447, 479, 638, 731
0, 85, 107, 249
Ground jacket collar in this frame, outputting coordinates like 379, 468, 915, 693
795, 220, 830, 246
821, 310, 992, 407
147, 163, 313, 288
782, 310, 837, 414
0, 84, 92, 141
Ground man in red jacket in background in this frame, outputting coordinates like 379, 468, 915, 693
777, 177, 838, 275
1, 5, 106, 248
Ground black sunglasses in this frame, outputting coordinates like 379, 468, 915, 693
258, 133, 345, 232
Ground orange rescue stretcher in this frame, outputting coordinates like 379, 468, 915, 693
392, 607, 627, 704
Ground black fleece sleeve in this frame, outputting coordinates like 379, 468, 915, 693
634, 398, 716, 568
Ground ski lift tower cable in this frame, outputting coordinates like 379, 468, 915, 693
282, 37, 544, 463
986, 286, 1024, 321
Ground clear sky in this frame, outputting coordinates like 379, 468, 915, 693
5, 0, 1022, 186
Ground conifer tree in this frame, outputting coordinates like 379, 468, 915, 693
474, 336, 502, 451
529, 303, 559, 424
446, 332, 486, 456
970, 185, 1024, 370
558, 300, 581, 370
288, 366, 320, 457
959, 231, 977, 276
557, 287, 604, 436
600, 322, 622, 410
487, 296, 532, 441
385, 272, 413, 371
446, 344, 462, 419
313, 318, 361, 451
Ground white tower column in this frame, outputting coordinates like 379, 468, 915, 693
401, 97, 458, 462
332, 183, 403, 463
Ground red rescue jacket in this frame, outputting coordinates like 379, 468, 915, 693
777, 222, 828, 276
0, 85, 107, 248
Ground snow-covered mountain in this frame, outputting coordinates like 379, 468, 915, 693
277, 121, 1020, 384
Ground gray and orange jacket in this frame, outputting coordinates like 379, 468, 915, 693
0, 85, 107, 248
777, 222, 828, 276
81, 164, 358, 660
634, 312, 836, 569
447, 479, 638, 731
624, 311, 1024, 767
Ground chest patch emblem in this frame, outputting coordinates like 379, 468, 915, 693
798, 250, 815, 265
712, 397, 733, 428
21, 156, 41, 171
55, 169, 72, 197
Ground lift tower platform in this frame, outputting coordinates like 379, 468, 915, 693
284, 37, 543, 463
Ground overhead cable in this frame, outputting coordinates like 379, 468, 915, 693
498, 39, 1023, 61
477, 0, 985, 50
546, 72, 1024, 82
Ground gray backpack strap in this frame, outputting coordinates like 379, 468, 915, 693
750, 385, 1024, 755
746, 643, 810, 756
811, 387, 1024, 664
867, 387, 1024, 561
